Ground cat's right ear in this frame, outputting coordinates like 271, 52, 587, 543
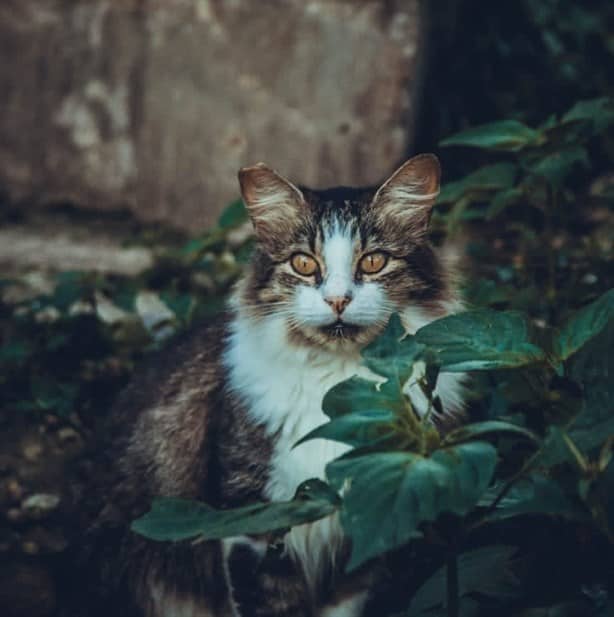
238, 163, 306, 251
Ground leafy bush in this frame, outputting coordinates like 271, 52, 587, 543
0, 203, 250, 419
134, 289, 614, 616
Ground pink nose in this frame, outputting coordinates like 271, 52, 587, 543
325, 295, 351, 315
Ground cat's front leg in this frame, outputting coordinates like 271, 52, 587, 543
225, 538, 314, 617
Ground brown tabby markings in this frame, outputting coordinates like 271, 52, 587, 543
87, 154, 460, 617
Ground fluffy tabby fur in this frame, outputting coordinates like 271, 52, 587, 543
86, 154, 465, 617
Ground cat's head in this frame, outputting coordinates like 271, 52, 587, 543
237, 154, 452, 351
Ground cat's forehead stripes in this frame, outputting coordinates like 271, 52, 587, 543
320, 217, 359, 298
299, 185, 375, 255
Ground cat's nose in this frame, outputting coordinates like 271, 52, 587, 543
325, 295, 352, 315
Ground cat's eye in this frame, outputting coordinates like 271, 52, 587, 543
290, 253, 319, 276
359, 251, 388, 274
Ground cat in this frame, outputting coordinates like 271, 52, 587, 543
87, 154, 465, 617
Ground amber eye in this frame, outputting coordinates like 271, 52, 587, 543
290, 253, 319, 276
359, 251, 388, 274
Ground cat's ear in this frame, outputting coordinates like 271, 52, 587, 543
370, 154, 440, 239
238, 163, 306, 249
239, 163, 305, 239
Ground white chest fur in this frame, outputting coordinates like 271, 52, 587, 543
223, 308, 466, 593
224, 314, 358, 501
224, 314, 359, 591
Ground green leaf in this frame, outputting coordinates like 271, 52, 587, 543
440, 120, 539, 152
555, 289, 614, 361
361, 313, 424, 384
531, 146, 589, 187
322, 376, 400, 419
408, 546, 519, 616
327, 442, 497, 570
131, 479, 339, 542
479, 474, 582, 522
218, 199, 248, 230
415, 310, 545, 372
540, 321, 614, 467
294, 409, 397, 448
438, 163, 517, 205
561, 97, 614, 133
443, 420, 540, 447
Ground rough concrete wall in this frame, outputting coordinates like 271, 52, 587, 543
0, 0, 425, 232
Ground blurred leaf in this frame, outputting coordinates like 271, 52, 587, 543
132, 479, 339, 542
440, 120, 539, 151
217, 199, 248, 230
327, 442, 497, 570
161, 292, 196, 324
479, 474, 583, 522
415, 310, 546, 372
531, 146, 589, 187
561, 97, 614, 133
178, 229, 226, 257
408, 546, 520, 616
439, 163, 517, 205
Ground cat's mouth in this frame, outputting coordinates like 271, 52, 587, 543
318, 320, 362, 338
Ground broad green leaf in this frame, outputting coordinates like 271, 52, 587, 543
361, 313, 424, 384
415, 310, 545, 372
531, 146, 589, 187
327, 442, 497, 570
478, 474, 582, 522
555, 289, 614, 361
218, 199, 248, 230
438, 163, 517, 205
408, 546, 519, 616
561, 97, 614, 133
540, 321, 614, 467
132, 479, 339, 542
443, 420, 540, 447
440, 120, 539, 152
294, 409, 396, 448
322, 376, 400, 419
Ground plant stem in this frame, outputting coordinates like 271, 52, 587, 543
447, 550, 459, 617
545, 182, 557, 311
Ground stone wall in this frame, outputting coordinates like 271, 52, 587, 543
0, 0, 426, 232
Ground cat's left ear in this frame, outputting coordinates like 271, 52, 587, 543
370, 154, 440, 239
238, 163, 306, 252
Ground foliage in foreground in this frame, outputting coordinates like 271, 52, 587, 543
133, 97, 614, 617
134, 289, 614, 617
